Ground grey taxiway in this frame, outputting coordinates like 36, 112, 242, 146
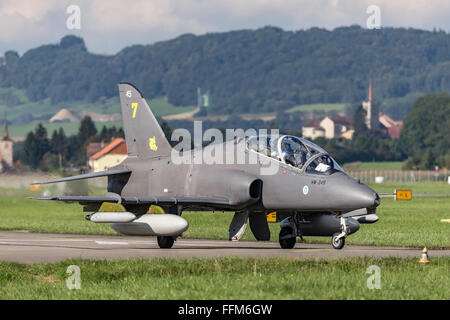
0, 231, 448, 264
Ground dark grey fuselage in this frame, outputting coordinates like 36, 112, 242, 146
116, 138, 378, 215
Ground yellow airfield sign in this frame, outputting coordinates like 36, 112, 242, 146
395, 189, 412, 200
28, 185, 41, 192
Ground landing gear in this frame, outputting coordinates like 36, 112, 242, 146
331, 217, 348, 250
279, 227, 296, 249
331, 233, 345, 249
157, 236, 175, 248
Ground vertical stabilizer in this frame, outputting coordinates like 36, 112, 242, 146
118, 83, 172, 159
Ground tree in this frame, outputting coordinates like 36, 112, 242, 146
23, 132, 38, 168
401, 92, 450, 169
51, 128, 68, 170
23, 123, 50, 168
77, 116, 97, 146
352, 105, 368, 138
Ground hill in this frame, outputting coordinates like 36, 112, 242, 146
0, 87, 194, 125
1, 26, 450, 120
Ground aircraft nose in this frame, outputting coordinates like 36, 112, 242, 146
332, 173, 380, 210
373, 193, 380, 208
353, 185, 380, 209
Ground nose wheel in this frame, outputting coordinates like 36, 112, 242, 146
331, 233, 345, 249
331, 217, 348, 250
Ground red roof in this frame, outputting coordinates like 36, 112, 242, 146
330, 115, 353, 126
89, 138, 127, 160
388, 126, 402, 139
303, 119, 321, 128
86, 142, 102, 158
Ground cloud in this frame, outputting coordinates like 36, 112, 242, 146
0, 0, 449, 55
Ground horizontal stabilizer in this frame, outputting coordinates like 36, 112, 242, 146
31, 169, 131, 185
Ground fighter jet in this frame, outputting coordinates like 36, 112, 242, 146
31, 83, 380, 249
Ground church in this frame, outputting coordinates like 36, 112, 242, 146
0, 116, 13, 172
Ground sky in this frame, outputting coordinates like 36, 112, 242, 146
0, 0, 449, 55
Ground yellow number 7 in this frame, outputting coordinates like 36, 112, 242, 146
131, 102, 138, 118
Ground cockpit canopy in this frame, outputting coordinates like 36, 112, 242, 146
246, 135, 343, 174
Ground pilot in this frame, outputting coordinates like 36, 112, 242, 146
281, 143, 302, 167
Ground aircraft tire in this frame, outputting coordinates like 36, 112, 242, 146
331, 233, 345, 250
279, 228, 296, 249
157, 236, 175, 248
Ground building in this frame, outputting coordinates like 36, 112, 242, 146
378, 112, 403, 139
88, 138, 127, 172
302, 116, 354, 140
0, 116, 13, 172
362, 81, 380, 130
302, 120, 325, 140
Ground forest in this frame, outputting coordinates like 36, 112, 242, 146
1, 26, 450, 120
16, 92, 450, 171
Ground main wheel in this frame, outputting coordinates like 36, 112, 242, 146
279, 228, 296, 249
157, 236, 175, 248
331, 233, 345, 250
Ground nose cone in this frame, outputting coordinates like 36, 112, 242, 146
352, 184, 380, 209
329, 173, 380, 211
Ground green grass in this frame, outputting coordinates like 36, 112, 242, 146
286, 103, 348, 113
367, 181, 450, 194
344, 161, 404, 171
0, 257, 448, 299
0, 182, 449, 248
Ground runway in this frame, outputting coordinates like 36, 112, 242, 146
0, 231, 449, 264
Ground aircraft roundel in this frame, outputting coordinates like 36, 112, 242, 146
302, 185, 309, 195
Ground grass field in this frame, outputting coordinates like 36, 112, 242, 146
343, 161, 404, 171
0, 257, 448, 299
0, 181, 449, 248
286, 103, 349, 113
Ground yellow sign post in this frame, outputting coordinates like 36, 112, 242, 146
395, 189, 412, 200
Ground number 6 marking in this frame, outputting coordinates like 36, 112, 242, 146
131, 102, 138, 118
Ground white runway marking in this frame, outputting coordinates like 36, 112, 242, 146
95, 241, 129, 245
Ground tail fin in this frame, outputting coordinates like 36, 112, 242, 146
118, 83, 172, 159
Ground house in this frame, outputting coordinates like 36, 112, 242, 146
302, 116, 354, 140
302, 120, 325, 140
378, 112, 403, 139
88, 138, 128, 172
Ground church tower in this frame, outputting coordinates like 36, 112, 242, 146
362, 81, 380, 130
0, 114, 13, 171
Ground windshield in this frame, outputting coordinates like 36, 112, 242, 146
247, 135, 343, 172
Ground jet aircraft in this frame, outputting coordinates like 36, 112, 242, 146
32, 83, 380, 249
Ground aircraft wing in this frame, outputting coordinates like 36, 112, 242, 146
29, 195, 231, 208
31, 169, 131, 185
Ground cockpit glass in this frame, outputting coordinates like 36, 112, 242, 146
305, 154, 334, 174
279, 136, 310, 168
246, 135, 343, 173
